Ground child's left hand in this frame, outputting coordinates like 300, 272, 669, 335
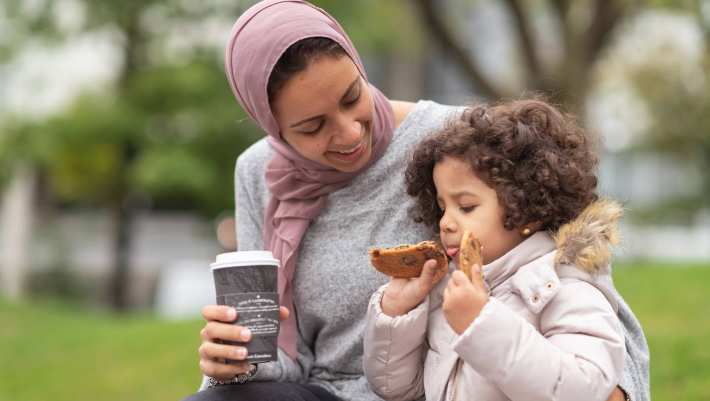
442, 265, 489, 334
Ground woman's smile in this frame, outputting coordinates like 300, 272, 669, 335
325, 129, 370, 165
328, 141, 365, 162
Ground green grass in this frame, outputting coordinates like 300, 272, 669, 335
613, 262, 710, 401
0, 301, 204, 401
1, 262, 709, 401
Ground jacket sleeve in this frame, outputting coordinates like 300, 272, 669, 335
363, 285, 429, 401
452, 281, 625, 401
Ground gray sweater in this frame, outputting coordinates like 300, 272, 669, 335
225, 100, 649, 401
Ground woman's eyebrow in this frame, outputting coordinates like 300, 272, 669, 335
289, 77, 361, 128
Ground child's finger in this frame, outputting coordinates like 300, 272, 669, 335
450, 271, 471, 289
419, 259, 439, 282
468, 264, 486, 291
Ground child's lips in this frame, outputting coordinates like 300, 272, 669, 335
446, 247, 459, 258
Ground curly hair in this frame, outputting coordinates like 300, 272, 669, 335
405, 98, 599, 235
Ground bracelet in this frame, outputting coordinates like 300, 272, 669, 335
620, 387, 631, 401
207, 364, 258, 387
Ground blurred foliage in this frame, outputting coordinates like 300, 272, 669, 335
646, 0, 703, 11
2, 58, 261, 216
0, 0, 413, 214
0, 0, 415, 308
311, 0, 421, 54
629, 51, 710, 219
26, 266, 89, 303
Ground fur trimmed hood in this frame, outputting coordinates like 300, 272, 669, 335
553, 198, 623, 274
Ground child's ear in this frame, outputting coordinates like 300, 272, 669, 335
519, 221, 543, 236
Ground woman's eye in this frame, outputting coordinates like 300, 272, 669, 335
460, 205, 476, 213
299, 121, 324, 135
343, 86, 361, 106
345, 93, 360, 105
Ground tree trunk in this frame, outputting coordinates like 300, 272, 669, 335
107, 5, 143, 311
412, 0, 629, 112
109, 193, 133, 310
107, 139, 138, 310
413, 0, 507, 100
0, 165, 36, 301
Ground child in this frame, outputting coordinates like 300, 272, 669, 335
363, 99, 625, 401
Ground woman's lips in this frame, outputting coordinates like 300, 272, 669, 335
328, 141, 365, 163
327, 129, 371, 164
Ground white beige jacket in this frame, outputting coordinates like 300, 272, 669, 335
364, 200, 626, 401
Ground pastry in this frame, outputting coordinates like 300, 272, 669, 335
369, 241, 448, 279
459, 231, 483, 281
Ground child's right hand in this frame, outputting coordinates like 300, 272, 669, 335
381, 259, 444, 316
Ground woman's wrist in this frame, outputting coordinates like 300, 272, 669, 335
206, 364, 258, 387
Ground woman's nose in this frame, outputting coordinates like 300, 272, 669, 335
333, 115, 362, 143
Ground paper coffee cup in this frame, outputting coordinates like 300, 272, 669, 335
211, 251, 280, 363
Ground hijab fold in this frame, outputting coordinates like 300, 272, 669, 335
225, 0, 395, 359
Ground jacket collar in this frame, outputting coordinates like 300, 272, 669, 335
483, 231, 556, 290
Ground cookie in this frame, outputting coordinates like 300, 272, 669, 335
459, 231, 483, 281
369, 241, 448, 279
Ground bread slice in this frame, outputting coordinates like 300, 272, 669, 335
369, 241, 448, 279
459, 231, 483, 281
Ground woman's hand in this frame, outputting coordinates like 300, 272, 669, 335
442, 265, 488, 334
381, 259, 445, 317
198, 304, 289, 381
607, 387, 628, 401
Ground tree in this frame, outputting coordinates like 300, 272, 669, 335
412, 0, 644, 108
1, 0, 254, 308
1, 0, 413, 307
629, 52, 710, 219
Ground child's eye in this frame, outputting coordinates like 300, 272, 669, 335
460, 205, 476, 213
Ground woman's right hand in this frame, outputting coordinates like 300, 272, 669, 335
381, 259, 444, 317
198, 304, 289, 381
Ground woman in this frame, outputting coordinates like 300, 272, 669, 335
184, 1, 649, 401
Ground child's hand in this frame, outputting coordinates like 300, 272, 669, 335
381, 259, 445, 317
443, 265, 489, 334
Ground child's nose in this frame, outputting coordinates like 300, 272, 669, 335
439, 214, 457, 233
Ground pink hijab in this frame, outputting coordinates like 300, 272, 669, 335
225, 0, 395, 359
